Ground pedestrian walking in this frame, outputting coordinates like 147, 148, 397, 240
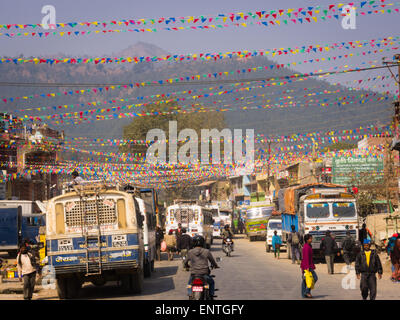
300, 234, 318, 298
390, 237, 400, 282
355, 239, 383, 300
386, 233, 399, 281
342, 230, 356, 271
320, 230, 339, 274
288, 225, 302, 264
16, 244, 37, 300
165, 230, 177, 261
272, 231, 282, 259
359, 223, 372, 245
177, 228, 192, 270
155, 225, 164, 261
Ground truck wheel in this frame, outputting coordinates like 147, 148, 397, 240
56, 278, 68, 300
144, 260, 151, 278
131, 269, 144, 294
66, 277, 81, 299
266, 245, 271, 253
249, 236, 254, 242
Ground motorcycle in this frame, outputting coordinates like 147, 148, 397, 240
187, 259, 220, 300
223, 238, 233, 257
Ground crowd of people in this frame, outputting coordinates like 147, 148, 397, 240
266, 223, 400, 300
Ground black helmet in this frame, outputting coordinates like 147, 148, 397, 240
72, 170, 79, 177
192, 235, 205, 248
224, 224, 230, 230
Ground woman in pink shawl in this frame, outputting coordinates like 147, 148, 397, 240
301, 234, 318, 298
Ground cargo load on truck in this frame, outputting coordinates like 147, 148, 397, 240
280, 183, 346, 215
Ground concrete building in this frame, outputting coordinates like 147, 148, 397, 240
0, 115, 65, 201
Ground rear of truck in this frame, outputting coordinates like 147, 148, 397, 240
46, 185, 144, 299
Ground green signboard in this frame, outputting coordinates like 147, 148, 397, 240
332, 157, 384, 185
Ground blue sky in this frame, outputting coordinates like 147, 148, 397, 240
0, 0, 398, 56
0, 0, 398, 94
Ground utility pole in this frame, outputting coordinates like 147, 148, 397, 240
383, 55, 400, 210
267, 141, 271, 199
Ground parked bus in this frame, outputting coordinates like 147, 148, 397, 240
166, 200, 213, 248
46, 182, 145, 299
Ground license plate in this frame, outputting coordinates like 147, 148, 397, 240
192, 286, 203, 292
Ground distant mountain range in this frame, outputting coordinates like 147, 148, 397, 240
0, 42, 394, 144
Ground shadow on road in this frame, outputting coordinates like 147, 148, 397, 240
76, 265, 180, 299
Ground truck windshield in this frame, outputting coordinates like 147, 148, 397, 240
219, 211, 230, 217
306, 203, 330, 219
211, 209, 219, 217
332, 202, 356, 218
268, 222, 282, 229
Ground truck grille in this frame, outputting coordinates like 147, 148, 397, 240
65, 199, 117, 227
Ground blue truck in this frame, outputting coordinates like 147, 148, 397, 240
278, 184, 359, 259
0, 203, 46, 257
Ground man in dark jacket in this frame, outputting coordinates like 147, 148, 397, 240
288, 225, 303, 264
184, 235, 219, 297
342, 231, 356, 271
177, 228, 192, 270
355, 239, 383, 300
155, 226, 164, 261
320, 231, 339, 274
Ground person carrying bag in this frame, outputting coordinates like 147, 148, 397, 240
17, 244, 38, 300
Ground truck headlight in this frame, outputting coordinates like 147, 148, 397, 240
58, 239, 73, 252
112, 235, 127, 247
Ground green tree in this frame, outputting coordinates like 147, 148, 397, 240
120, 100, 226, 162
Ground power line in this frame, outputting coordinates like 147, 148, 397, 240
0, 64, 397, 88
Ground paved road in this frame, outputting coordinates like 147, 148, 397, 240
1, 235, 399, 300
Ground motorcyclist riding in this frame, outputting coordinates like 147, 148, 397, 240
184, 235, 219, 298
221, 224, 234, 251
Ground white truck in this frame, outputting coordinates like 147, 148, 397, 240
265, 216, 283, 252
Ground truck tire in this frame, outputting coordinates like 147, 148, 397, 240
56, 278, 68, 300
131, 269, 144, 294
249, 236, 254, 242
266, 245, 271, 253
66, 277, 81, 299
144, 260, 151, 278
121, 269, 144, 294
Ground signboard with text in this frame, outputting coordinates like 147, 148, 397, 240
332, 157, 384, 185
